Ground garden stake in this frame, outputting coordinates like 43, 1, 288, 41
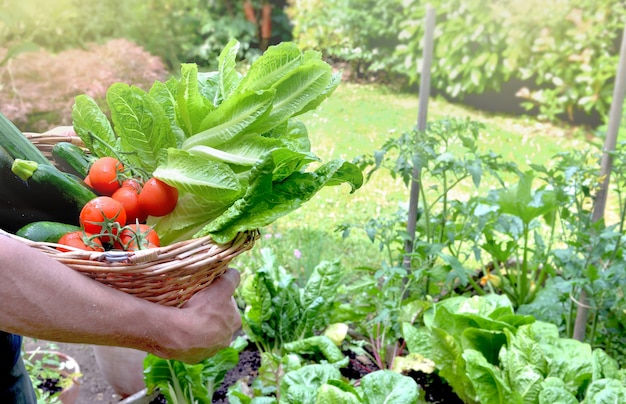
573, 23, 626, 341
404, 6, 436, 272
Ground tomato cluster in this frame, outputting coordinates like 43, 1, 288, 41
58, 157, 178, 252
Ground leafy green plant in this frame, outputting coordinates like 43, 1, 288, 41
22, 346, 82, 404
403, 295, 626, 403
144, 337, 246, 404
240, 248, 344, 355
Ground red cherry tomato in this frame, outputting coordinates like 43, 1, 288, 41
79, 196, 127, 242
138, 178, 178, 217
118, 224, 160, 250
88, 157, 124, 196
112, 181, 147, 224
57, 231, 104, 252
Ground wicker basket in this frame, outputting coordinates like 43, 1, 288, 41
24, 128, 85, 162
2, 228, 259, 307
10, 131, 260, 307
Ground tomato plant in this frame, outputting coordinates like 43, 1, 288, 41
79, 196, 127, 242
88, 157, 124, 196
118, 223, 160, 250
138, 178, 178, 217
112, 180, 147, 224
57, 231, 104, 252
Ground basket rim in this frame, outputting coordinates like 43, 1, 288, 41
0, 227, 260, 266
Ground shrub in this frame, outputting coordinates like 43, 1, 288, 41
0, 39, 168, 131
287, 0, 626, 124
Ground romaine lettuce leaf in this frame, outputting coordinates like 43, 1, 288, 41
72, 94, 118, 158
196, 155, 363, 244
106, 83, 177, 173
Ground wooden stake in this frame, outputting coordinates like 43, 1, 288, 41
573, 24, 626, 341
404, 6, 436, 269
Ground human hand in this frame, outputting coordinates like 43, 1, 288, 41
153, 268, 242, 363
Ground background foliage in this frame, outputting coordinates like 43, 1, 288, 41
287, 0, 626, 125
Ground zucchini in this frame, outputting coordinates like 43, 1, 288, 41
0, 112, 51, 165
12, 159, 96, 209
0, 146, 66, 232
16, 221, 81, 242
52, 141, 93, 178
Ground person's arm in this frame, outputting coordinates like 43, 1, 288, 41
0, 234, 241, 363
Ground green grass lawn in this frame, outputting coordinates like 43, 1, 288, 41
235, 82, 596, 279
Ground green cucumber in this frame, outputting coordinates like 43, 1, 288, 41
0, 112, 51, 165
11, 158, 97, 224
52, 141, 93, 178
16, 221, 81, 242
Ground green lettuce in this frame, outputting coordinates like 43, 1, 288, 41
72, 39, 362, 245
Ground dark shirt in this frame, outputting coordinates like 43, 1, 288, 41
0, 331, 36, 403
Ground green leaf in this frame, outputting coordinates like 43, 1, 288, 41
72, 94, 117, 158
249, 59, 332, 134
537, 378, 578, 404
237, 42, 304, 92
316, 383, 361, 404
360, 370, 419, 404
463, 350, 515, 404
153, 149, 242, 201
280, 364, 342, 404
106, 83, 177, 173
197, 156, 363, 243
284, 336, 346, 364
149, 78, 186, 146
218, 39, 241, 100
182, 89, 275, 149
176, 63, 215, 137
585, 379, 626, 403
402, 322, 433, 359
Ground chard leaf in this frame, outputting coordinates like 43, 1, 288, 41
197, 156, 363, 244
301, 261, 343, 309
176, 63, 214, 137
249, 59, 332, 134
537, 378, 578, 404
463, 349, 515, 404
542, 338, 593, 395
280, 364, 342, 404
182, 89, 275, 149
152, 149, 243, 201
218, 39, 241, 100
144, 347, 239, 404
592, 348, 621, 381
359, 370, 419, 404
237, 41, 303, 92
585, 379, 626, 403
316, 383, 361, 404
106, 83, 176, 173
402, 322, 434, 359
284, 336, 346, 364
461, 328, 507, 365
241, 271, 275, 342
72, 94, 117, 158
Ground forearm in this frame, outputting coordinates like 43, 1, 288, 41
0, 235, 176, 352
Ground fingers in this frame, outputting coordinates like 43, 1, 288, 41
216, 268, 241, 293
185, 268, 240, 306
